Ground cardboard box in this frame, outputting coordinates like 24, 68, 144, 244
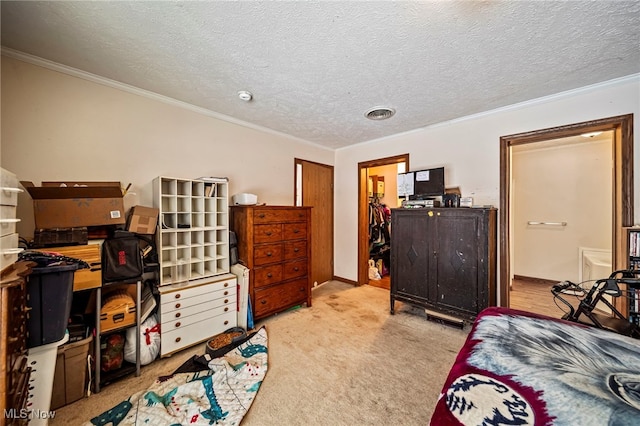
21, 181, 125, 229
127, 205, 159, 235
51, 335, 93, 410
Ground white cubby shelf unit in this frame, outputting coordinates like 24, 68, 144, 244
153, 176, 230, 286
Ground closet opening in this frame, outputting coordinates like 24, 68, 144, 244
358, 154, 409, 288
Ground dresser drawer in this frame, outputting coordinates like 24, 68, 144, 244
161, 310, 237, 356
283, 222, 306, 240
160, 277, 236, 306
253, 208, 306, 224
161, 302, 236, 332
160, 292, 235, 324
283, 259, 307, 280
254, 264, 283, 288
1, 233, 21, 271
254, 243, 283, 265
253, 278, 308, 318
254, 224, 282, 243
161, 284, 235, 313
284, 240, 306, 260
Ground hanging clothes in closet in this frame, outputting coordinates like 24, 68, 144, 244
369, 199, 391, 277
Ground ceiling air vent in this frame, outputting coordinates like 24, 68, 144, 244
365, 107, 395, 120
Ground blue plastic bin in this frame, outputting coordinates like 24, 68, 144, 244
26, 263, 78, 348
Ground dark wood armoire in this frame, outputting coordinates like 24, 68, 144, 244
390, 207, 497, 321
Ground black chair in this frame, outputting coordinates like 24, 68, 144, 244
552, 270, 640, 338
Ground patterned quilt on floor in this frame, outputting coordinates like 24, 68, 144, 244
87, 327, 268, 426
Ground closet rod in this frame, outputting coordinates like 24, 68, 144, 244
527, 221, 567, 226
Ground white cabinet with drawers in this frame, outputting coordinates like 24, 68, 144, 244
157, 273, 237, 357
1, 168, 23, 271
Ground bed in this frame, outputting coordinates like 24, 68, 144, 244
430, 307, 640, 425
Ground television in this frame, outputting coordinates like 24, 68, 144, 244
399, 166, 445, 200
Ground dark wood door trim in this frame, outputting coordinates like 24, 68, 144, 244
357, 154, 410, 286
499, 114, 633, 308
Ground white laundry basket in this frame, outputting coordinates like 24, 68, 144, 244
26, 331, 69, 425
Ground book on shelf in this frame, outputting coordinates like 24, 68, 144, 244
630, 230, 640, 257
140, 285, 157, 323
204, 184, 215, 197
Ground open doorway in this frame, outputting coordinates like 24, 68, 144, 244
500, 114, 634, 316
357, 154, 410, 288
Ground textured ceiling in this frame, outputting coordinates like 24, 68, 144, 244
1, 1, 639, 149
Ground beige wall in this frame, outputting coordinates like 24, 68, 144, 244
1, 56, 333, 238
2, 55, 639, 291
334, 76, 640, 283
512, 138, 612, 282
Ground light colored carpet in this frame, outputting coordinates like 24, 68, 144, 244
49, 280, 470, 425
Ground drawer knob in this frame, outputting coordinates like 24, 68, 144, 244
300, 287, 305, 292
175, 303, 181, 309
175, 313, 181, 318
175, 294, 181, 299
266, 231, 272, 236
175, 337, 182, 343
224, 320, 229, 325
175, 322, 181, 327
267, 252, 272, 257
294, 267, 299, 271
259, 213, 265, 218
224, 290, 229, 295
267, 273, 272, 278
224, 307, 229, 312
224, 283, 229, 287
261, 300, 267, 305
224, 299, 229, 304
293, 229, 300, 234
294, 248, 300, 252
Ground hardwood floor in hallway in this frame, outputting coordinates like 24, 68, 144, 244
509, 278, 580, 319
368, 275, 579, 320
367, 275, 390, 290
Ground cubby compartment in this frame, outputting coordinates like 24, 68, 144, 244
153, 176, 230, 285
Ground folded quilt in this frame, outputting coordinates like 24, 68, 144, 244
87, 326, 268, 426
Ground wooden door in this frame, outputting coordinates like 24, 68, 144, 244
295, 159, 334, 286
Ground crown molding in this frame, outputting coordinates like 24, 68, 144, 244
1, 47, 333, 152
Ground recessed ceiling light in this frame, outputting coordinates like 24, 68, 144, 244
580, 131, 603, 138
237, 90, 253, 101
365, 107, 395, 120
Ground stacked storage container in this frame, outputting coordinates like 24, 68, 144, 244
0, 167, 23, 270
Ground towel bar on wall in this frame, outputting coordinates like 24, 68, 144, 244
527, 221, 567, 226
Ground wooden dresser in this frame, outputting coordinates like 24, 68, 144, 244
1, 261, 33, 426
231, 206, 312, 320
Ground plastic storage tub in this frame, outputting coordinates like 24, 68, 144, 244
26, 263, 77, 348
26, 332, 69, 425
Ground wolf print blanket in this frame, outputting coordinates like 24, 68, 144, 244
87, 327, 268, 426
430, 307, 640, 426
